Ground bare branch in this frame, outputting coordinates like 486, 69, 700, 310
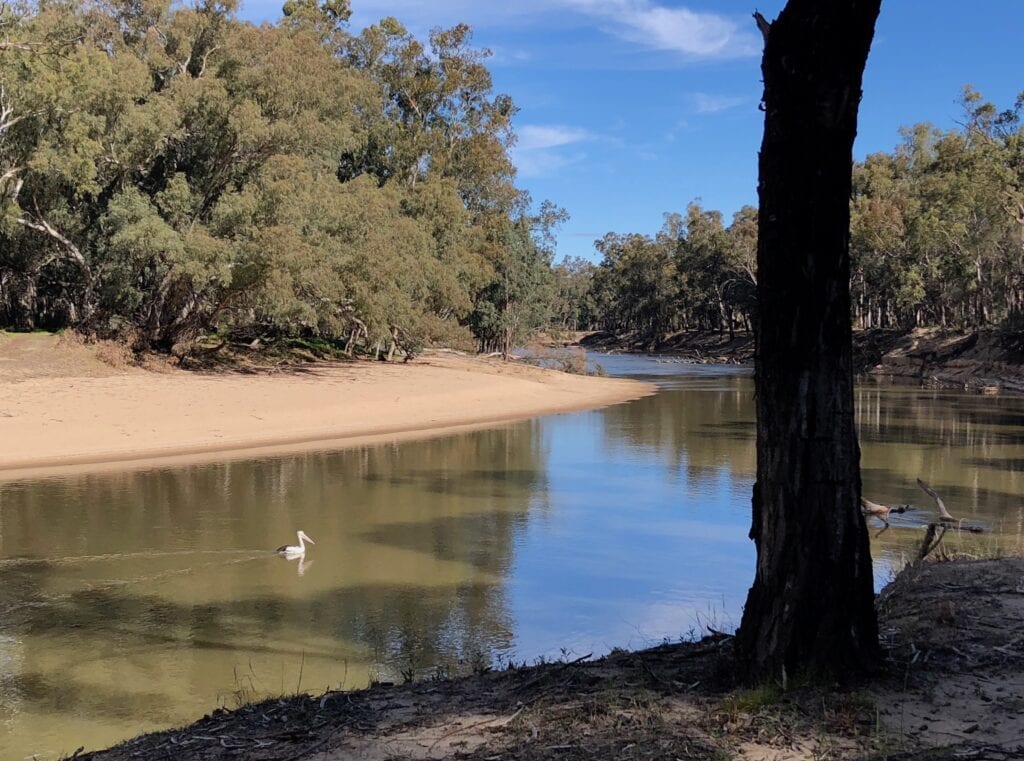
916, 478, 986, 533
16, 214, 90, 273
0, 41, 43, 53
1, 84, 45, 137
0, 167, 22, 201
197, 45, 221, 78
916, 478, 956, 523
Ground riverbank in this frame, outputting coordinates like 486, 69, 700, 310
0, 333, 653, 480
80, 556, 1024, 761
581, 327, 1024, 393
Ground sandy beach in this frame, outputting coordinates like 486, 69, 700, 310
0, 334, 653, 479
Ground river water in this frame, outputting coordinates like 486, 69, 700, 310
2, 355, 1023, 759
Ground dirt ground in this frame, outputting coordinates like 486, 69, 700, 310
872, 557, 1024, 757
79, 557, 1024, 761
0, 330, 134, 381
856, 328, 1024, 394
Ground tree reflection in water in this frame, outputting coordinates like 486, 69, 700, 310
1, 358, 1024, 759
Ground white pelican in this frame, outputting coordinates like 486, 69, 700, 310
276, 530, 315, 557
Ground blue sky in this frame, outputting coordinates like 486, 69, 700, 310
239, 1, 1023, 262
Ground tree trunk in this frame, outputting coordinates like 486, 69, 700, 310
736, 0, 881, 683
387, 325, 400, 362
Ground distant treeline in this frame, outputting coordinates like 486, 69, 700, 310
556, 88, 1024, 342
0, 0, 561, 357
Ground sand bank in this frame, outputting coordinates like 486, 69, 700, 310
0, 335, 653, 480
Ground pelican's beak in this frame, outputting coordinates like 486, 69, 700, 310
306, 536, 315, 544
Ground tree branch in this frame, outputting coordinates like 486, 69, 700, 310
0, 41, 43, 53
0, 166, 22, 201
916, 478, 956, 523
16, 214, 90, 273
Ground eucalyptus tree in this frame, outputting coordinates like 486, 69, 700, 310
0, 0, 555, 357
591, 231, 677, 342
551, 256, 597, 332
850, 89, 1024, 329
471, 199, 565, 357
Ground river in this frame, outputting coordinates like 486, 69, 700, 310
1, 355, 1022, 759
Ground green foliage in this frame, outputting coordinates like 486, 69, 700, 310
850, 87, 1024, 329
470, 200, 564, 356
551, 256, 597, 331
569, 86, 1024, 340
584, 203, 758, 342
0, 0, 553, 357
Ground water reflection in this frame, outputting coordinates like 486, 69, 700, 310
2, 358, 1024, 759
0, 424, 546, 759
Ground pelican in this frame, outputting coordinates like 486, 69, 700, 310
276, 530, 315, 557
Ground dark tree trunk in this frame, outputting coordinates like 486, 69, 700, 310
736, 0, 882, 683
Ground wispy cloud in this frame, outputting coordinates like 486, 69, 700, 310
512, 125, 592, 177
517, 125, 591, 151
561, 0, 759, 59
689, 92, 747, 114
488, 45, 533, 65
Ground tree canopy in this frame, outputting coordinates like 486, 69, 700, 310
561, 87, 1024, 343
0, 0, 562, 357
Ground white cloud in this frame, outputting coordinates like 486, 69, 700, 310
511, 125, 592, 177
488, 46, 533, 65
690, 92, 747, 114
561, 0, 759, 59
517, 125, 591, 151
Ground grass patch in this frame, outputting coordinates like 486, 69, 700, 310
720, 684, 783, 715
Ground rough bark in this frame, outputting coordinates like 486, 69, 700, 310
736, 0, 882, 683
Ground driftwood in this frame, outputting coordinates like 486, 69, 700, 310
864, 480, 984, 556
916, 478, 984, 533
861, 497, 908, 526
916, 479, 957, 523
914, 478, 987, 561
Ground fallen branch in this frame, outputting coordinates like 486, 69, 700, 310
916, 522, 948, 562
917, 478, 985, 533
861, 497, 908, 526
916, 479, 957, 523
